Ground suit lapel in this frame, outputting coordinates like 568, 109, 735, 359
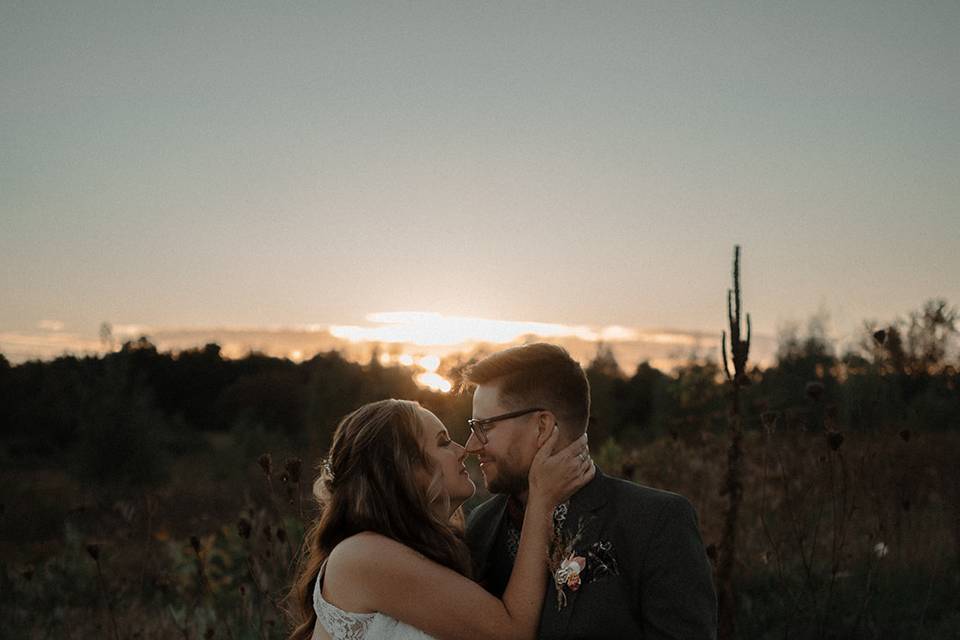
542, 468, 610, 626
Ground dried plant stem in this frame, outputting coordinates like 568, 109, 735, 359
718, 245, 752, 640
717, 416, 744, 640
245, 555, 270, 640
758, 434, 801, 617
139, 491, 153, 597
849, 551, 881, 636
164, 604, 191, 640
915, 551, 942, 638
93, 556, 121, 640
772, 443, 816, 605
297, 485, 304, 521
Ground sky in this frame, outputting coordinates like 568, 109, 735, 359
2, 1, 958, 364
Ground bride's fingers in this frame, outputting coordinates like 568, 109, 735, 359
566, 446, 592, 479
553, 433, 588, 461
570, 443, 589, 465
582, 460, 596, 483
533, 425, 560, 461
562, 454, 594, 490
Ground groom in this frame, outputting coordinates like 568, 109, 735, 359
463, 343, 717, 639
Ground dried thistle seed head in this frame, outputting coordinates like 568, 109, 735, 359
237, 518, 252, 539
827, 431, 844, 451
284, 457, 302, 483
806, 381, 825, 401
899, 429, 911, 442
86, 544, 100, 561
258, 453, 272, 476
189, 536, 201, 554
873, 329, 887, 345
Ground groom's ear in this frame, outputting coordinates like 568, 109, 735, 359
535, 411, 555, 448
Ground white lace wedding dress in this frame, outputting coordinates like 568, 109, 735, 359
313, 559, 438, 640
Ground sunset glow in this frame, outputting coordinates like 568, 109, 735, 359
418, 355, 440, 372
0, 317, 775, 374
415, 372, 453, 393
329, 312, 640, 347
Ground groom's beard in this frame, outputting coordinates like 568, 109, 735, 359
487, 462, 529, 496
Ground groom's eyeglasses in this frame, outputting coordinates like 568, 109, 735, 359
467, 407, 545, 445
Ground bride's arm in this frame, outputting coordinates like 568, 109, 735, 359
331, 428, 591, 640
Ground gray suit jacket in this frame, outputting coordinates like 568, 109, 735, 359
466, 469, 717, 639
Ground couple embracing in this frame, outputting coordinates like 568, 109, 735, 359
288, 343, 717, 639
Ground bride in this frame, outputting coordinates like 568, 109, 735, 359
287, 398, 592, 640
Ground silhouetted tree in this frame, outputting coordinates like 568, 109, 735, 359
99, 321, 114, 351
585, 344, 626, 444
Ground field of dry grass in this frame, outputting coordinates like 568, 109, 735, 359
4, 424, 959, 639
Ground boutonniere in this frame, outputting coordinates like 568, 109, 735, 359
548, 517, 585, 611
548, 511, 621, 611
556, 552, 586, 591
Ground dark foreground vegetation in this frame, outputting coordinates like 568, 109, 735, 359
1, 299, 958, 639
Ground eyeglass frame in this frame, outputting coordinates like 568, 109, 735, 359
467, 407, 546, 445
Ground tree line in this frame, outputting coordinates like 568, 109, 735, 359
0, 299, 956, 490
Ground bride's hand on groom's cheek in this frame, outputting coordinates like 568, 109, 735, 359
529, 429, 594, 507
556, 432, 594, 493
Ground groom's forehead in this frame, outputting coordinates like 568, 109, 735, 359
472, 384, 507, 412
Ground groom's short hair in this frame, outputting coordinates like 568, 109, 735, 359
462, 342, 590, 438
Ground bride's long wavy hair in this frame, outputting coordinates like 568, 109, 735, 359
286, 399, 472, 640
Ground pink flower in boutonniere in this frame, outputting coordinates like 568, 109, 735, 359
548, 513, 588, 610
557, 553, 586, 592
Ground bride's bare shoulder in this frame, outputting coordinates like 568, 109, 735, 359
329, 531, 420, 569
325, 532, 424, 607
329, 531, 409, 566
322, 533, 400, 613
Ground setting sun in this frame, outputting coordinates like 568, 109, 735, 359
415, 372, 453, 393
329, 312, 652, 392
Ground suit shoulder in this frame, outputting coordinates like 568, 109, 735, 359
602, 474, 696, 516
